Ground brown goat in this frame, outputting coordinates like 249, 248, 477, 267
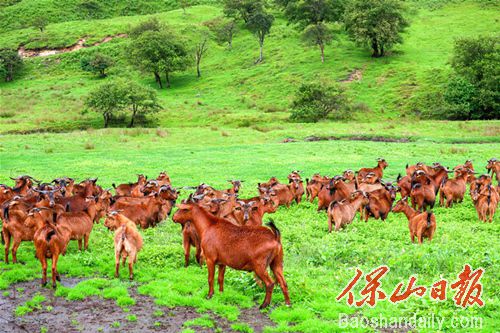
397, 173, 411, 198
392, 199, 436, 244
486, 158, 500, 183
410, 182, 436, 212
104, 212, 143, 280
56, 199, 96, 251
363, 184, 397, 222
317, 176, 354, 211
172, 202, 291, 309
2, 206, 29, 263
471, 185, 499, 223
305, 174, 329, 202
439, 168, 468, 208
327, 191, 369, 232
26, 209, 71, 288
357, 158, 388, 183
113, 174, 147, 197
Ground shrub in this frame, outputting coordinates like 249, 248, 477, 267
290, 83, 350, 122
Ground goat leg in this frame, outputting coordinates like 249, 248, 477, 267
217, 265, 226, 292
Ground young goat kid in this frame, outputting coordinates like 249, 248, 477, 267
327, 191, 369, 232
104, 212, 143, 280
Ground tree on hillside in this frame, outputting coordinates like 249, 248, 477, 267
246, 10, 274, 63
78, 0, 102, 19
278, 0, 345, 62
179, 0, 190, 14
203, 17, 238, 50
443, 36, 499, 119
194, 32, 209, 78
344, 0, 408, 57
126, 82, 162, 127
0, 49, 23, 82
32, 16, 48, 32
129, 17, 164, 38
223, 0, 264, 23
290, 82, 350, 122
85, 81, 128, 128
127, 30, 190, 89
80, 53, 113, 78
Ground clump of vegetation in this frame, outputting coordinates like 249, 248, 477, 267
0, 48, 23, 82
344, 0, 409, 57
80, 53, 114, 78
127, 21, 190, 88
85, 80, 161, 127
203, 17, 238, 49
290, 82, 350, 122
444, 36, 499, 120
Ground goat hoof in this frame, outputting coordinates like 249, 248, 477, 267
56, 275, 61, 282
206, 294, 213, 300
129, 276, 134, 281
259, 303, 269, 310
52, 284, 57, 289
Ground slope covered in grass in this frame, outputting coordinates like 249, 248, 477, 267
0, 1, 498, 135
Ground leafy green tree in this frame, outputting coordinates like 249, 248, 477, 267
302, 23, 333, 63
129, 17, 164, 38
246, 10, 274, 63
223, 0, 264, 23
32, 16, 48, 32
127, 30, 190, 89
0, 48, 23, 82
126, 82, 161, 127
344, 0, 408, 57
203, 17, 238, 49
445, 36, 499, 119
179, 0, 190, 14
290, 83, 349, 122
278, 0, 344, 62
78, 0, 101, 19
80, 53, 113, 78
85, 81, 128, 128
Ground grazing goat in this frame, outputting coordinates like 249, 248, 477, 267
327, 191, 369, 232
104, 212, 143, 280
392, 199, 436, 244
172, 201, 291, 309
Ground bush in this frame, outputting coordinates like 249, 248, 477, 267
80, 53, 113, 78
290, 83, 350, 123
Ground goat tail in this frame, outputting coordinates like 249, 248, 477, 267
405, 163, 409, 169
266, 218, 281, 241
112, 183, 117, 189
306, 178, 310, 185
426, 211, 433, 228
46, 229, 56, 242
441, 177, 447, 188
487, 185, 491, 207
3, 206, 9, 223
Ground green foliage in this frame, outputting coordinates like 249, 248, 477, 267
126, 81, 162, 127
80, 52, 113, 77
31, 15, 48, 32
15, 294, 46, 316
128, 17, 164, 39
0, 48, 22, 82
246, 9, 274, 63
127, 28, 191, 88
203, 16, 238, 49
279, 0, 344, 62
85, 80, 128, 127
447, 35, 499, 119
344, 0, 409, 57
290, 82, 350, 122
223, 0, 264, 23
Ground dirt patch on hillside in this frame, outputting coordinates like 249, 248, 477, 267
302, 135, 412, 143
340, 68, 363, 83
18, 34, 127, 58
0, 278, 274, 333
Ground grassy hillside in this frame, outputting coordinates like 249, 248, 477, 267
0, 2, 498, 136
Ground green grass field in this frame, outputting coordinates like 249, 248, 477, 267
0, 129, 499, 332
0, 0, 499, 331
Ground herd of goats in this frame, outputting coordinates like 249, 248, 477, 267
0, 158, 499, 308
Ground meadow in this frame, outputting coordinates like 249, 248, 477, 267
0, 129, 499, 332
